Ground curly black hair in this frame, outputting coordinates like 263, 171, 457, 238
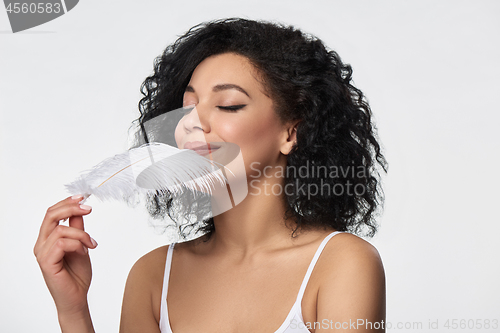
130, 18, 387, 238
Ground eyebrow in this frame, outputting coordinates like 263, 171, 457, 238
185, 84, 250, 98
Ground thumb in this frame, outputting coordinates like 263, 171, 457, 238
69, 215, 85, 231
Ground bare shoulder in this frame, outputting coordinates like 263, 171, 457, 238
319, 232, 384, 276
120, 245, 170, 333
128, 244, 170, 281
314, 232, 386, 330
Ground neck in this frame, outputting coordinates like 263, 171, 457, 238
209, 176, 296, 257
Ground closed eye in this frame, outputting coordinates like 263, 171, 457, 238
217, 104, 246, 112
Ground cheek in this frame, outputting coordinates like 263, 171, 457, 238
216, 120, 247, 143
221, 118, 281, 165
217, 111, 277, 143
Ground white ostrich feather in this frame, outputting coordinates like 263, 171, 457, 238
65, 142, 226, 204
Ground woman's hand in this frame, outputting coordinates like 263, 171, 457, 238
34, 195, 98, 332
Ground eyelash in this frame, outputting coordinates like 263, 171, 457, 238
217, 104, 246, 112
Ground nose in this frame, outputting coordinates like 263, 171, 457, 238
182, 106, 202, 132
182, 105, 210, 133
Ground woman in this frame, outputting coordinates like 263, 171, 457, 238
34, 18, 387, 332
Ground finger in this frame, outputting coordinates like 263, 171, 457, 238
37, 201, 92, 244
39, 203, 92, 240
48, 195, 86, 211
69, 195, 93, 230
59, 195, 87, 223
42, 238, 89, 272
45, 196, 87, 226
37, 224, 97, 257
69, 215, 85, 231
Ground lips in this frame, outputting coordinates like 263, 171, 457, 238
184, 141, 221, 156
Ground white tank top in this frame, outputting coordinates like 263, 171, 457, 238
159, 231, 342, 332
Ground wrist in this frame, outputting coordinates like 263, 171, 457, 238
57, 303, 95, 333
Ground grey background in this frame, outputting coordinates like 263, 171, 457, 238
1, 0, 499, 332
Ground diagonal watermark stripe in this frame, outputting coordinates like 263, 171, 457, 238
3, 0, 79, 33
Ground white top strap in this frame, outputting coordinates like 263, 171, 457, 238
159, 243, 176, 333
295, 231, 342, 303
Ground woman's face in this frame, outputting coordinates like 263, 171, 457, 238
174, 53, 291, 182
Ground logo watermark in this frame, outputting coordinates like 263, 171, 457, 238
249, 161, 368, 199
290, 318, 499, 331
3, 0, 79, 33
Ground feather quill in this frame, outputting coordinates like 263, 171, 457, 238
65, 142, 226, 204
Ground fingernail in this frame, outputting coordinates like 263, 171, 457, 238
90, 237, 98, 247
83, 246, 88, 254
80, 204, 92, 211
72, 194, 84, 200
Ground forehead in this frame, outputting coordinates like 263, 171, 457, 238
188, 53, 266, 94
